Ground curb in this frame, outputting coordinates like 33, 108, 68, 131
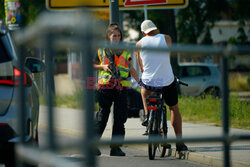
128, 144, 250, 167
39, 123, 250, 167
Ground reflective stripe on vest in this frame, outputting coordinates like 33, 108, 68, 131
97, 48, 132, 87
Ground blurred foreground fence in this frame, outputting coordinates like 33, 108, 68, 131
14, 11, 250, 167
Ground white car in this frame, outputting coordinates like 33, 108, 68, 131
179, 63, 221, 97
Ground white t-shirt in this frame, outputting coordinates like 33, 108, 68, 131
140, 34, 174, 87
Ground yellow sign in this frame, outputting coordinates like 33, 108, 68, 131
46, 0, 188, 10
91, 11, 109, 20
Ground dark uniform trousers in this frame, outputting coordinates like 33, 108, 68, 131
96, 87, 128, 148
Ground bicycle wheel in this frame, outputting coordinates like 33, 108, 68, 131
148, 111, 160, 160
160, 106, 170, 157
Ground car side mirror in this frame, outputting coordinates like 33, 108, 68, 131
25, 57, 45, 73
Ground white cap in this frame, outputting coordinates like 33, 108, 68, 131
141, 20, 157, 34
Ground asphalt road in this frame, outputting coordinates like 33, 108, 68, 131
38, 105, 250, 167
37, 128, 211, 167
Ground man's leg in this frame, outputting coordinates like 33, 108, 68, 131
140, 88, 151, 126
162, 80, 188, 151
169, 104, 188, 151
169, 104, 182, 137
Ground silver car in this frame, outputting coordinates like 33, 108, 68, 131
179, 63, 221, 97
0, 21, 45, 167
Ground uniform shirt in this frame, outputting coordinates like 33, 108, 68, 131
140, 34, 174, 87
94, 49, 132, 78
94, 49, 131, 65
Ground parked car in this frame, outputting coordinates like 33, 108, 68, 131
178, 63, 221, 97
0, 20, 45, 167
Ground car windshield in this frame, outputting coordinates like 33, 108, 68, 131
181, 66, 210, 77
0, 33, 17, 63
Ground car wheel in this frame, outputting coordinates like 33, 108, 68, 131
203, 87, 220, 97
4, 143, 15, 167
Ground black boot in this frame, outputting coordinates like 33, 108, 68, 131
110, 147, 126, 156
176, 142, 188, 151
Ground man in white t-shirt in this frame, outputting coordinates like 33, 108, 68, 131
136, 20, 188, 151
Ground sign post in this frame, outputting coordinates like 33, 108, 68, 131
144, 5, 148, 20
110, 0, 119, 23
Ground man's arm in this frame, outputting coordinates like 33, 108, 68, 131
129, 61, 139, 82
164, 35, 172, 57
135, 40, 144, 73
164, 35, 172, 46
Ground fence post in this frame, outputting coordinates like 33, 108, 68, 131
17, 44, 26, 167
220, 47, 230, 167
81, 25, 96, 167
44, 33, 56, 151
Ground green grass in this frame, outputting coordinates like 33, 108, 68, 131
40, 92, 83, 109
39, 91, 99, 110
229, 72, 250, 91
40, 93, 250, 130
176, 95, 250, 129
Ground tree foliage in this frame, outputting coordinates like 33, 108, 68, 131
177, 0, 250, 44
0, 0, 5, 21
177, 0, 228, 44
123, 9, 177, 42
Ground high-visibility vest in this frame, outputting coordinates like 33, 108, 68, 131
97, 48, 132, 87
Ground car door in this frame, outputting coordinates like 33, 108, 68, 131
0, 62, 14, 116
179, 65, 211, 96
0, 32, 16, 115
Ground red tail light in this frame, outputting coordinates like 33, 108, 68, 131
14, 68, 21, 76
0, 123, 8, 126
14, 68, 32, 86
149, 99, 157, 102
148, 106, 157, 110
0, 76, 14, 85
0, 68, 32, 86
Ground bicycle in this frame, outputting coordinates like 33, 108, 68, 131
145, 78, 188, 160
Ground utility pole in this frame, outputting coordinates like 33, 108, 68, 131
109, 0, 119, 23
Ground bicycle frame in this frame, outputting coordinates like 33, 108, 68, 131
146, 91, 168, 160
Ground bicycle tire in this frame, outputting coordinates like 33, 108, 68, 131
160, 106, 169, 157
148, 110, 160, 160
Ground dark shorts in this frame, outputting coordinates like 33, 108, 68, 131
141, 79, 178, 107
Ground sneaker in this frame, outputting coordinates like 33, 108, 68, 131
176, 142, 188, 151
110, 147, 126, 156
94, 147, 101, 156
141, 117, 148, 126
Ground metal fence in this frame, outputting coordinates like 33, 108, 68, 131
14, 11, 250, 167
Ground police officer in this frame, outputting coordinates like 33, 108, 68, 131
94, 23, 139, 156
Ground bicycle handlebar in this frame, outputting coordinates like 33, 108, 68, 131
176, 77, 188, 87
